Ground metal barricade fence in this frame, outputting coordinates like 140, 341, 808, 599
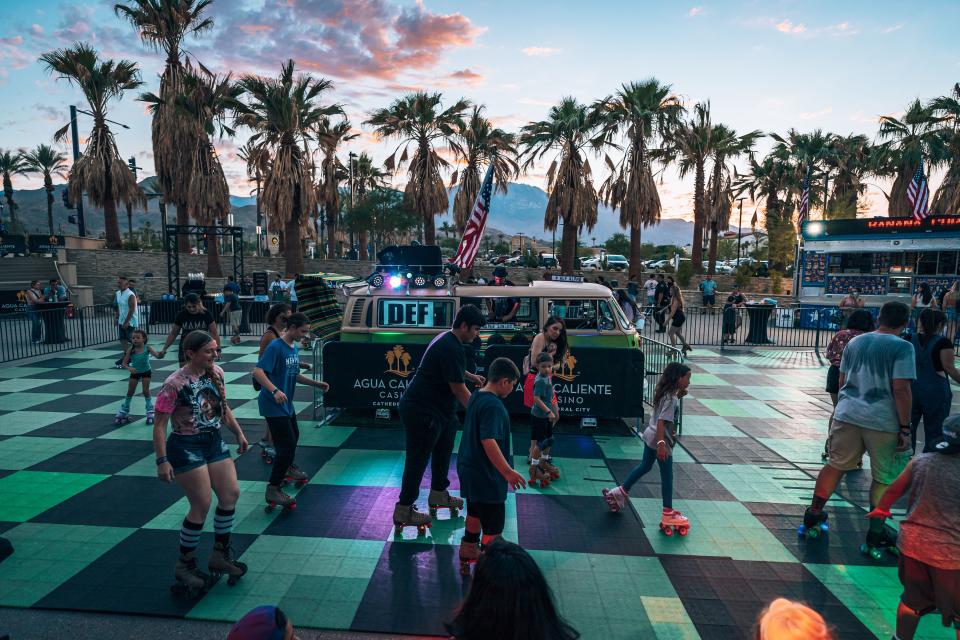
0, 303, 120, 363
638, 334, 684, 435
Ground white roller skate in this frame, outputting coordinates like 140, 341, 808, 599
114, 408, 132, 425
660, 509, 690, 536
602, 485, 629, 512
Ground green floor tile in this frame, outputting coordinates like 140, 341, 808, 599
687, 373, 728, 387
630, 498, 797, 563
0, 378, 54, 392
513, 455, 612, 496
77, 380, 140, 396
678, 415, 746, 437
187, 535, 384, 629
0, 410, 77, 436
310, 449, 405, 487
144, 479, 288, 535
0, 392, 68, 412
295, 424, 355, 448
696, 364, 757, 375
697, 399, 787, 419
230, 400, 309, 420
0, 522, 135, 607
0, 470, 107, 521
0, 435, 91, 469
0, 366, 55, 379
596, 436, 695, 463
703, 464, 851, 507
739, 385, 819, 402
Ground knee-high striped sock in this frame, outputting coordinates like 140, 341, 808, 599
179, 519, 203, 555
214, 507, 235, 545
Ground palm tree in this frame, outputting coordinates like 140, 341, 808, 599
365, 91, 469, 245
670, 102, 714, 273
22, 145, 69, 236
876, 100, 948, 217
315, 117, 356, 259
520, 97, 605, 274
593, 79, 684, 279
824, 133, 872, 219
41, 43, 145, 249
704, 126, 761, 273
735, 151, 796, 270
114, 0, 214, 253
238, 141, 269, 255
0, 149, 28, 227
450, 105, 518, 235
930, 84, 960, 214
353, 152, 388, 259
236, 60, 339, 275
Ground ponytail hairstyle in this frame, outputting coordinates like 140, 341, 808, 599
181, 330, 226, 407
653, 362, 691, 407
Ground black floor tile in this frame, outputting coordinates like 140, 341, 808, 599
27, 379, 108, 394
342, 427, 407, 451
676, 436, 788, 465
0, 520, 17, 535
510, 432, 604, 459
24, 368, 99, 380
31, 412, 125, 438
27, 395, 117, 413
233, 445, 337, 482
30, 476, 182, 528
28, 439, 154, 475
351, 541, 468, 636
605, 459, 737, 501
262, 485, 400, 541
35, 529, 256, 616
516, 493, 655, 556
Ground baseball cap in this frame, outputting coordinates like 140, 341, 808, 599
933, 415, 960, 455
227, 606, 287, 640
493, 266, 507, 278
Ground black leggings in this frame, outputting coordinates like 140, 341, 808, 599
266, 414, 300, 486
397, 408, 458, 506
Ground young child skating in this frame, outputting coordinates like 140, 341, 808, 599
116, 329, 160, 425
529, 352, 560, 487
603, 362, 692, 536
457, 357, 526, 573
867, 414, 960, 640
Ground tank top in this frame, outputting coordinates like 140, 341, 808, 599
129, 348, 151, 373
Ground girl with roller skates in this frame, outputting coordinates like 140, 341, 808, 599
602, 362, 692, 536
254, 303, 291, 463
115, 329, 160, 425
153, 330, 250, 596
252, 313, 329, 512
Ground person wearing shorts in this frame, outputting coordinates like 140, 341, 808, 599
114, 276, 138, 368
699, 275, 717, 313
868, 415, 960, 639
803, 302, 915, 549
153, 330, 249, 591
221, 286, 243, 345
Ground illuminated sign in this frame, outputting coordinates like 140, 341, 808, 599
803, 215, 960, 239
382, 300, 433, 327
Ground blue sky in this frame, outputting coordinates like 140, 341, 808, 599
1, 0, 957, 222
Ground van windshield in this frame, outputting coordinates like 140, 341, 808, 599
377, 299, 454, 328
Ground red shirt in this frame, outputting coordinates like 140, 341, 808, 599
826, 329, 865, 366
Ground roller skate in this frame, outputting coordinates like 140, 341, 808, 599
529, 464, 551, 489
392, 503, 431, 536
230, 335, 241, 345
428, 488, 463, 518
798, 507, 829, 539
659, 509, 690, 536
283, 463, 309, 488
145, 399, 155, 425
114, 406, 132, 425
459, 539, 480, 575
264, 484, 296, 513
171, 551, 215, 598
860, 528, 898, 561
208, 541, 247, 586
258, 440, 275, 464
602, 485, 628, 513
540, 457, 560, 480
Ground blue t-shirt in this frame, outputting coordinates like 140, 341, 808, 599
457, 390, 512, 503
700, 280, 717, 296
531, 373, 554, 418
224, 281, 240, 295
256, 338, 300, 417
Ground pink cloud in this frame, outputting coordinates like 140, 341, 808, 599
238, 24, 272, 34
447, 68, 484, 85
521, 46, 561, 57
776, 19, 806, 34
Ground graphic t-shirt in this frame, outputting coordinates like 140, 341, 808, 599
457, 390, 512, 503
156, 365, 226, 435
700, 280, 717, 296
644, 279, 658, 297
256, 338, 299, 417
270, 280, 286, 301
175, 309, 215, 335
116, 288, 138, 327
531, 374, 554, 418
641, 393, 678, 450
835, 332, 916, 433
399, 331, 466, 419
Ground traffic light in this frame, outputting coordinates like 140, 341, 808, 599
61, 189, 74, 209
127, 157, 137, 178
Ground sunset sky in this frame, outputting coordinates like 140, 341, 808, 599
1, 0, 958, 225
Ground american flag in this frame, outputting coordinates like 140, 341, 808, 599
798, 164, 812, 223
451, 160, 495, 269
906, 159, 930, 220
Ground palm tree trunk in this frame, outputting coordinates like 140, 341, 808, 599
424, 213, 437, 246
707, 224, 719, 275
931, 162, 960, 214
888, 165, 914, 218
284, 218, 304, 275
691, 161, 705, 272
103, 197, 123, 249
126, 202, 134, 244
560, 220, 577, 275
629, 223, 642, 280
325, 208, 337, 259
45, 183, 55, 236
359, 230, 369, 261
176, 202, 190, 253
206, 219, 224, 278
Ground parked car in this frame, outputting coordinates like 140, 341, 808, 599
504, 255, 524, 266
604, 255, 629, 271
647, 259, 670, 270
538, 253, 559, 269
581, 256, 601, 270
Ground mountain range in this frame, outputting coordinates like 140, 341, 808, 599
7, 180, 706, 248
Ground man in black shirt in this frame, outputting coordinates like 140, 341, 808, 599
487, 265, 520, 322
654, 274, 671, 333
393, 305, 487, 532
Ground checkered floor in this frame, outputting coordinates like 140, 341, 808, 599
1, 343, 957, 639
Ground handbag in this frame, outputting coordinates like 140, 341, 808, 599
523, 372, 536, 409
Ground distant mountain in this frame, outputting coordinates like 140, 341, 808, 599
9, 180, 704, 248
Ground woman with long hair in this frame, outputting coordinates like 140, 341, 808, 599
153, 330, 249, 596
943, 280, 959, 343
447, 538, 579, 640
665, 284, 692, 355
615, 289, 639, 325
254, 303, 292, 462
908, 308, 960, 452
603, 362, 692, 535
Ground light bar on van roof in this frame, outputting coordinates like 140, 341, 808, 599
367, 269, 447, 290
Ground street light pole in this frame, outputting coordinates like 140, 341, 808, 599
736, 197, 746, 268
348, 151, 356, 258
69, 105, 86, 237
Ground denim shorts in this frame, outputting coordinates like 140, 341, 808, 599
166, 430, 230, 473
118, 325, 135, 341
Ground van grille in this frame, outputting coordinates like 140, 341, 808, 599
349, 299, 367, 326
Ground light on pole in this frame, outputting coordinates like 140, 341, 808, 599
736, 197, 746, 268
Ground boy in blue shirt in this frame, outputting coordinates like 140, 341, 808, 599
529, 352, 560, 486
457, 357, 525, 573
252, 313, 329, 511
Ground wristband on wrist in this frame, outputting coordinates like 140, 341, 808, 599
657, 439, 666, 446
899, 425, 911, 434
156, 456, 168, 466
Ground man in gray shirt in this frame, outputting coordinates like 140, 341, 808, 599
801, 302, 915, 551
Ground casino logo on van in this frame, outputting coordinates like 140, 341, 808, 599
552, 351, 579, 382
384, 345, 415, 378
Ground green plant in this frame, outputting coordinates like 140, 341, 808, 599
523, 255, 539, 268
676, 260, 693, 286
734, 264, 753, 289
770, 269, 784, 294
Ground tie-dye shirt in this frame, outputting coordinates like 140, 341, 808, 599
155, 365, 226, 435
835, 332, 915, 433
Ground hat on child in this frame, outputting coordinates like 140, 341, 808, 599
933, 414, 960, 455
227, 606, 287, 640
